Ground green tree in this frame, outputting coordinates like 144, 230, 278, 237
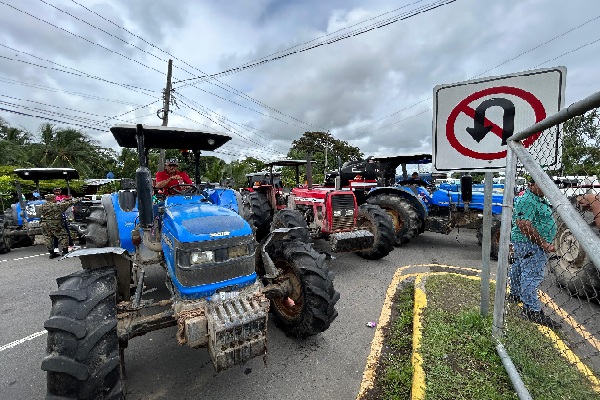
0, 118, 33, 166
29, 123, 110, 178
560, 109, 600, 176
287, 131, 363, 184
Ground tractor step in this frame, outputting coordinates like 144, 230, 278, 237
206, 292, 270, 372
330, 230, 374, 253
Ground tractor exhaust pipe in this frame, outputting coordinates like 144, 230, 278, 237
135, 124, 154, 228
306, 153, 313, 189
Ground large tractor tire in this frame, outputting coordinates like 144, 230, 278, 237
42, 266, 123, 399
10, 235, 35, 249
355, 204, 395, 260
476, 218, 502, 260
85, 205, 109, 248
552, 218, 600, 300
266, 241, 339, 338
242, 191, 273, 242
0, 225, 10, 254
366, 194, 421, 246
270, 209, 311, 243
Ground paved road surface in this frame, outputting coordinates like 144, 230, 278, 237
0, 230, 499, 400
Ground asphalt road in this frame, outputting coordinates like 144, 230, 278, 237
0, 229, 573, 399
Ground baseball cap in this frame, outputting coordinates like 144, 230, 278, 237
165, 159, 178, 165
53, 187, 62, 191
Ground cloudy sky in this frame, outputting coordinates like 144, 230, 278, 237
0, 0, 598, 163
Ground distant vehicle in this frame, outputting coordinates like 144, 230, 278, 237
0, 168, 79, 252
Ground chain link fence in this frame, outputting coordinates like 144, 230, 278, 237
493, 93, 600, 398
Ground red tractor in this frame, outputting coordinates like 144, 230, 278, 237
241, 159, 394, 260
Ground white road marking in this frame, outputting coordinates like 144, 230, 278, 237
0, 330, 47, 352
0, 253, 47, 262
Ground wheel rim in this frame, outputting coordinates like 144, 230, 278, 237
557, 228, 585, 265
272, 260, 304, 319
385, 209, 402, 234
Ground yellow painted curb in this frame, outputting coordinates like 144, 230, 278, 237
356, 264, 600, 399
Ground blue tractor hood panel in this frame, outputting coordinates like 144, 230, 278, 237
430, 186, 504, 214
163, 200, 252, 241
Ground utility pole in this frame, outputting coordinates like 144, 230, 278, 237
158, 59, 173, 171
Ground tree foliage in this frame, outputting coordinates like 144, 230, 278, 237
287, 131, 363, 184
560, 109, 600, 176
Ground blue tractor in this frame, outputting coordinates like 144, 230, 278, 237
41, 124, 339, 399
336, 154, 504, 258
1, 167, 79, 252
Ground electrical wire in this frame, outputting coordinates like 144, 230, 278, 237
0, 1, 165, 76
0, 76, 142, 106
68, 0, 327, 132
174, 0, 457, 85
0, 107, 106, 132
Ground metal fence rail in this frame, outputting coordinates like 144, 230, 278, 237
493, 91, 600, 399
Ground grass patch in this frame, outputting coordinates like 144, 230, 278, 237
362, 273, 599, 400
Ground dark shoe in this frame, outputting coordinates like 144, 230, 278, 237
507, 294, 521, 303
61, 248, 69, 255
48, 252, 59, 259
521, 309, 561, 329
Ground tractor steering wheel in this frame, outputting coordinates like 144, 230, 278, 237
166, 184, 197, 195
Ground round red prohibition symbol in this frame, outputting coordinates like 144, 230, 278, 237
446, 86, 546, 160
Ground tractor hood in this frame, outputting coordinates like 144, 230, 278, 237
163, 201, 252, 241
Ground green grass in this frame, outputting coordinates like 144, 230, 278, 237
365, 274, 599, 400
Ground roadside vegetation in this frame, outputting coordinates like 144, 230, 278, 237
362, 273, 598, 399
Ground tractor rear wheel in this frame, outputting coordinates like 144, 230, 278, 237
355, 204, 395, 260
42, 266, 123, 399
476, 218, 501, 260
270, 209, 310, 243
242, 191, 273, 242
85, 205, 109, 248
266, 241, 339, 338
367, 194, 421, 246
552, 218, 600, 300
0, 225, 10, 254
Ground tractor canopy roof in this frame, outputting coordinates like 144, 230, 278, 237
264, 159, 314, 168
14, 168, 79, 181
110, 124, 231, 152
370, 153, 432, 165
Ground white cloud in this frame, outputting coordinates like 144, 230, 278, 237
0, 0, 598, 164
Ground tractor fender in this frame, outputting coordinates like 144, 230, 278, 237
366, 187, 428, 220
62, 247, 133, 301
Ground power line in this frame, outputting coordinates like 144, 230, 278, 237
174, 0, 457, 85
68, 0, 326, 132
176, 93, 298, 142
171, 111, 277, 160
0, 45, 157, 95
171, 107, 283, 157
0, 76, 142, 106
340, 13, 600, 138
0, 107, 106, 132
0, 1, 165, 76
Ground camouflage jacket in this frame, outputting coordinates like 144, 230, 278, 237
40, 199, 78, 221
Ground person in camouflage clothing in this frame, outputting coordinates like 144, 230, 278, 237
40, 194, 78, 259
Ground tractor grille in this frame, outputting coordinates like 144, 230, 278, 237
330, 193, 355, 232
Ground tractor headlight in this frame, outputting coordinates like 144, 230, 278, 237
190, 250, 214, 265
333, 210, 342, 217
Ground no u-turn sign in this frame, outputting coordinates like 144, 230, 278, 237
432, 67, 566, 171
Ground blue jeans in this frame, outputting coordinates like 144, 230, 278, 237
508, 242, 548, 312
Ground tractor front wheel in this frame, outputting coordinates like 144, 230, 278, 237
266, 241, 339, 338
552, 218, 600, 300
355, 204, 395, 260
42, 266, 123, 399
242, 191, 273, 242
0, 225, 10, 254
270, 209, 311, 242
367, 194, 421, 246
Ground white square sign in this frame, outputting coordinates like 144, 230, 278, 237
432, 67, 566, 171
